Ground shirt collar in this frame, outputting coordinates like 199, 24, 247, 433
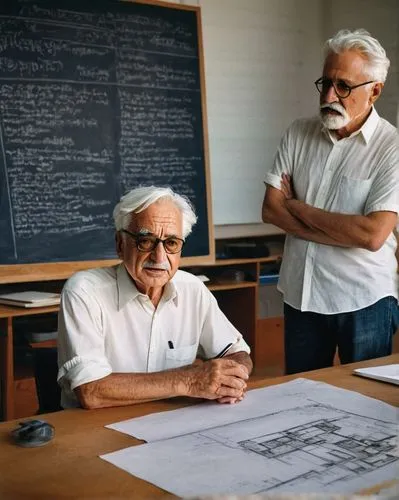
162, 278, 179, 307
116, 263, 178, 310
359, 106, 379, 143
322, 106, 379, 144
116, 264, 141, 310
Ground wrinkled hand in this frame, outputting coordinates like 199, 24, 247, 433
281, 173, 295, 200
216, 363, 249, 404
185, 358, 248, 402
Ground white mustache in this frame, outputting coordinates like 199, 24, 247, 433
143, 261, 170, 270
320, 102, 346, 116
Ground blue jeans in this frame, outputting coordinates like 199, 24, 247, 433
284, 296, 398, 375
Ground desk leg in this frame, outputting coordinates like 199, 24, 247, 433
0, 317, 14, 421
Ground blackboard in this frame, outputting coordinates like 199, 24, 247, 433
0, 0, 213, 281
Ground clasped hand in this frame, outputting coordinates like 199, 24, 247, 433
187, 358, 249, 404
280, 173, 296, 200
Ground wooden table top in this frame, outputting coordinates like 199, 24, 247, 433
0, 355, 398, 500
0, 303, 59, 319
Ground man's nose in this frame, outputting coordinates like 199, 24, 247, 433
323, 83, 339, 102
151, 240, 167, 261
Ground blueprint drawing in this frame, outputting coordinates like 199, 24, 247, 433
101, 382, 399, 497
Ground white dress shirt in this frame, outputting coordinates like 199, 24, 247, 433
57, 264, 250, 408
265, 107, 399, 314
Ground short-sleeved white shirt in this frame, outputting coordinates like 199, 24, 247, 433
264, 107, 399, 314
57, 264, 250, 408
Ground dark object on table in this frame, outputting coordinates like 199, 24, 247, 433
11, 419, 55, 447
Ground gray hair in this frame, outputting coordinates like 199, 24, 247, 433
112, 185, 197, 238
324, 29, 390, 83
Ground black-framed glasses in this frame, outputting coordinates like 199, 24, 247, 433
314, 77, 374, 98
121, 229, 185, 254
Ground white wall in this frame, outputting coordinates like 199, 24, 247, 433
200, 0, 323, 225
159, 0, 398, 225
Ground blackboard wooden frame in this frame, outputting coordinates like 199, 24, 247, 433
0, 0, 214, 284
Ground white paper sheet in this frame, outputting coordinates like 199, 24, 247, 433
101, 379, 399, 497
105, 378, 397, 442
353, 364, 399, 386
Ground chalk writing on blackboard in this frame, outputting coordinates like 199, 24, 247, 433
0, 0, 210, 266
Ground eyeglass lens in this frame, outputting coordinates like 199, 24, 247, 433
122, 230, 183, 254
137, 235, 183, 254
315, 78, 374, 98
316, 78, 351, 98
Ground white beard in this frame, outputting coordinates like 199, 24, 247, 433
320, 102, 350, 130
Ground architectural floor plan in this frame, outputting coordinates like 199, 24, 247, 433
237, 406, 397, 492
101, 379, 399, 497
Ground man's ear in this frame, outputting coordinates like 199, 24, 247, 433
369, 82, 383, 105
115, 231, 124, 259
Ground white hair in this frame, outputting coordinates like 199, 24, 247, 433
112, 186, 197, 238
324, 29, 390, 83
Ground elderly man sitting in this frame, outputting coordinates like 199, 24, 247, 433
57, 185, 252, 409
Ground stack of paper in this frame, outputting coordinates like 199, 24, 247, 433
353, 364, 399, 386
0, 291, 61, 308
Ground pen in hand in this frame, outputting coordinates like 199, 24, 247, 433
213, 342, 233, 359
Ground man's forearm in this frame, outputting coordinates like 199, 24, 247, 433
263, 201, 352, 247
225, 351, 253, 375
75, 357, 249, 409
75, 371, 186, 409
286, 199, 386, 250
263, 196, 310, 235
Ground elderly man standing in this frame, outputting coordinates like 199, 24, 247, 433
58, 186, 252, 409
262, 29, 398, 374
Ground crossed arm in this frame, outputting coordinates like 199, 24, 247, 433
262, 174, 397, 251
75, 351, 253, 409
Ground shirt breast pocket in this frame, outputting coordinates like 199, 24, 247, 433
332, 176, 372, 214
164, 343, 197, 369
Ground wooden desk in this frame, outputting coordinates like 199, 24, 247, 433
0, 304, 59, 421
0, 355, 397, 500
